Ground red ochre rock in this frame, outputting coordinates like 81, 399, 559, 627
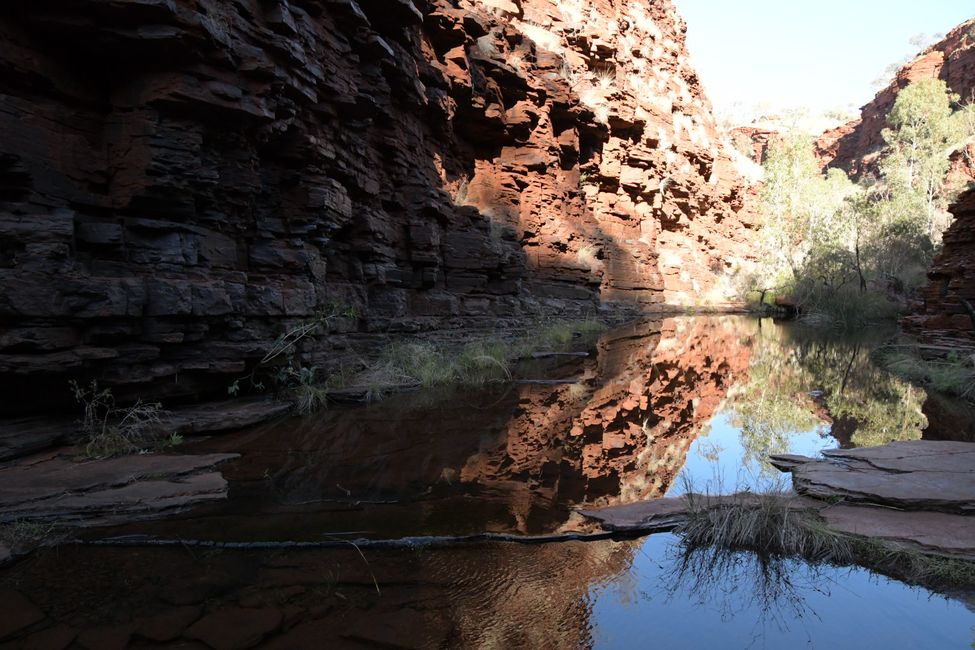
0, 0, 758, 422
903, 190, 975, 348
816, 18, 975, 177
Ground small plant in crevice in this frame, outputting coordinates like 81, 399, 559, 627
225, 302, 358, 413
452, 178, 471, 207
287, 365, 329, 415
594, 67, 616, 91
68, 380, 169, 458
475, 33, 498, 58
576, 244, 599, 270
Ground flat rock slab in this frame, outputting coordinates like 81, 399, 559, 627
771, 440, 975, 513
820, 505, 975, 560
579, 496, 694, 531
0, 453, 238, 526
167, 398, 293, 436
0, 418, 74, 463
580, 493, 821, 532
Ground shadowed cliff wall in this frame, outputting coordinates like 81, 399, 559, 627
0, 0, 756, 413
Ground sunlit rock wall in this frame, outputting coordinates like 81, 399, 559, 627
0, 0, 756, 413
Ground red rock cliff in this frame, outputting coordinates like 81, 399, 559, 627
817, 19, 975, 175
902, 189, 975, 348
0, 0, 756, 413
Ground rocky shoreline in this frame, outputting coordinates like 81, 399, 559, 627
583, 440, 975, 562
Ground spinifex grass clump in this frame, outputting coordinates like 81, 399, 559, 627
677, 491, 855, 563
69, 380, 177, 458
674, 490, 975, 591
874, 344, 975, 401
324, 318, 607, 403
356, 337, 512, 393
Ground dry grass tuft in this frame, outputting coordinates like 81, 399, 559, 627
675, 488, 975, 591
69, 380, 171, 458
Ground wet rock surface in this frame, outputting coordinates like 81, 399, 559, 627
0, 452, 238, 527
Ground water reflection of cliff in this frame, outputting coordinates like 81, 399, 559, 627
1, 540, 641, 649
459, 317, 752, 530
107, 317, 753, 541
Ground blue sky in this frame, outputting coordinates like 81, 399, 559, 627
674, 0, 974, 117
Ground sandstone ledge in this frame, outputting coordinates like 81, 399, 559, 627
0, 452, 239, 533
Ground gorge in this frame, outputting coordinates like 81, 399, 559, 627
1, 2, 975, 649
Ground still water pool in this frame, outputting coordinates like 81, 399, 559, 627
2, 316, 973, 648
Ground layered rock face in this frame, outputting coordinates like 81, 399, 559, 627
903, 189, 975, 347
728, 125, 777, 165
817, 19, 975, 175
0, 0, 755, 414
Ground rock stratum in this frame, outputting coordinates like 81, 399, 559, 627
903, 189, 975, 347
816, 18, 975, 177
0, 0, 757, 415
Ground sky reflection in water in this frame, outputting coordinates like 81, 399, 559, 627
588, 533, 974, 650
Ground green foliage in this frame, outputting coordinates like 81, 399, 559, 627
326, 318, 606, 402
880, 78, 961, 239
747, 78, 969, 327
875, 345, 975, 401
727, 326, 925, 466
224, 302, 358, 413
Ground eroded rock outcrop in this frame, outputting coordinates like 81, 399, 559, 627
817, 19, 975, 175
0, 0, 756, 416
903, 189, 975, 347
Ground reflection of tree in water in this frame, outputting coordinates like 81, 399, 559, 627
727, 321, 927, 466
663, 542, 836, 643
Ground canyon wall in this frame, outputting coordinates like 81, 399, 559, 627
0, 0, 756, 414
817, 19, 975, 176
902, 189, 975, 348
